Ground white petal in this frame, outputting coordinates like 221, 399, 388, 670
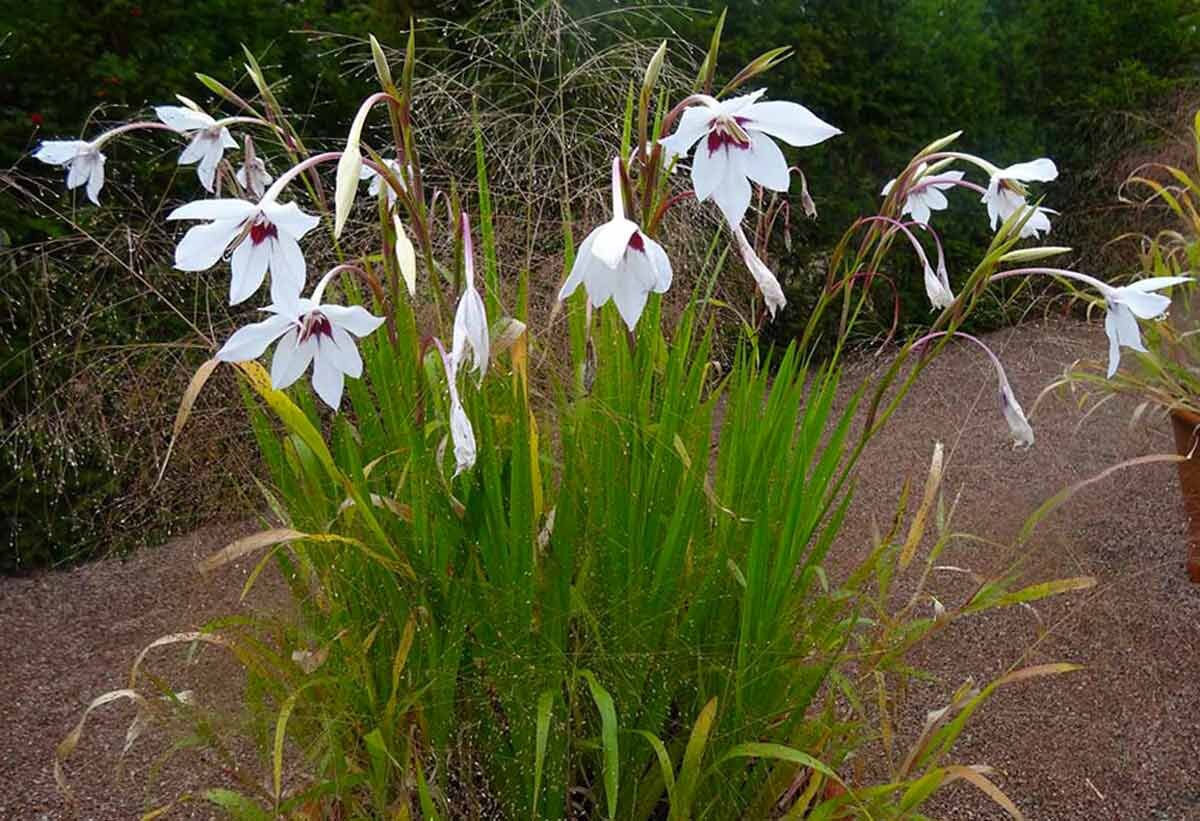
327, 326, 364, 379
690, 140, 727, 203
268, 234, 308, 303
272, 331, 316, 390
452, 287, 489, 381
217, 314, 293, 362
709, 155, 753, 228
559, 232, 600, 300
174, 219, 243, 271
924, 265, 954, 310
178, 132, 210, 166
311, 341, 345, 409
881, 177, 896, 196
262, 200, 320, 239
908, 197, 932, 226
998, 374, 1034, 447
609, 264, 652, 330
35, 140, 89, 166
1126, 276, 1192, 293
733, 226, 786, 317
659, 105, 713, 159
643, 236, 673, 293
999, 158, 1057, 182
66, 155, 90, 190
591, 218, 639, 269
322, 304, 385, 337
155, 105, 214, 132
168, 198, 258, 222
230, 237, 270, 305
84, 154, 105, 206
718, 89, 767, 115
742, 133, 790, 192
196, 142, 224, 192
743, 100, 841, 147
219, 127, 237, 149
922, 187, 949, 212
1104, 309, 1123, 378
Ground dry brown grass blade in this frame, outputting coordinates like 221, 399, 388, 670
153, 357, 221, 493
128, 631, 232, 688
55, 688, 148, 800
900, 441, 944, 569
198, 528, 308, 574
944, 765, 1024, 820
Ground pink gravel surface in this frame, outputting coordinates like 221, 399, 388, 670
1, 318, 1198, 819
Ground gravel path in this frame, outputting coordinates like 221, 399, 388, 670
2, 319, 1198, 819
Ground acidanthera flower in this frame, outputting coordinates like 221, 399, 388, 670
659, 89, 840, 227
33, 140, 106, 205
731, 225, 785, 318
982, 158, 1058, 237
452, 215, 489, 383
216, 269, 385, 409
1101, 277, 1192, 378
236, 157, 272, 199
168, 196, 320, 305
881, 163, 965, 225
360, 158, 405, 205
155, 103, 238, 192
558, 157, 672, 330
434, 339, 477, 477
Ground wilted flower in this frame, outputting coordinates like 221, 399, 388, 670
982, 158, 1058, 237
216, 270, 385, 409
236, 157, 273, 199
558, 157, 673, 330
923, 261, 955, 310
452, 214, 489, 383
659, 89, 840, 227
32, 140, 106, 205
168, 196, 320, 305
731, 225, 785, 318
1100, 276, 1192, 378
360, 158, 406, 205
881, 163, 964, 225
155, 103, 238, 192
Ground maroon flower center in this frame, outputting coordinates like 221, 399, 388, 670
298, 312, 333, 343
706, 116, 752, 154
249, 219, 278, 246
627, 231, 645, 253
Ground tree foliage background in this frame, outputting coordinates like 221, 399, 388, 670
1, 0, 1198, 569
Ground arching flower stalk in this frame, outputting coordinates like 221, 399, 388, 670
659, 89, 840, 228
990, 267, 1193, 377
32, 121, 177, 205
558, 157, 673, 330
216, 267, 385, 409
915, 331, 1034, 447
168, 152, 339, 304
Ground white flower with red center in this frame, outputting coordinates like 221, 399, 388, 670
558, 157, 673, 330
659, 89, 840, 228
33, 140, 107, 205
168, 196, 320, 305
981, 158, 1058, 237
216, 270, 385, 409
155, 103, 238, 192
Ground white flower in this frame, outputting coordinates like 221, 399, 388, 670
731, 225, 785, 318
981, 158, 1057, 237
435, 340, 477, 477
155, 104, 238, 193
997, 368, 1034, 447
924, 261, 955, 310
1100, 276, 1191, 377
168, 196, 320, 305
881, 163, 964, 225
360, 159, 406, 205
216, 270, 385, 410
452, 215, 489, 383
236, 157, 273, 199
659, 89, 840, 228
558, 157, 673, 330
33, 140, 106, 205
